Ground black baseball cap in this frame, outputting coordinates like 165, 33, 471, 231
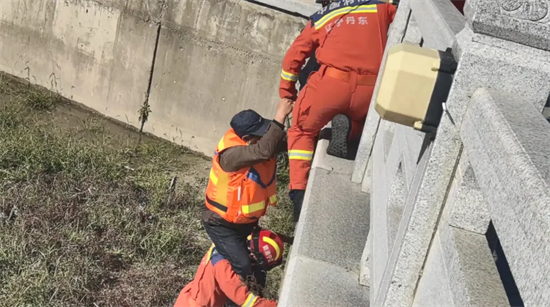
230, 109, 271, 138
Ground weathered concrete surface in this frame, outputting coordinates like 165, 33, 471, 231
94, 0, 166, 22
375, 116, 462, 307
370, 120, 391, 297
411, 232, 454, 307
413, 222, 509, 307
288, 167, 368, 270
146, 0, 305, 153
0, 0, 158, 128
280, 255, 370, 307
359, 230, 372, 287
414, 178, 508, 307
465, 0, 550, 51
445, 154, 490, 234
446, 31, 550, 129
462, 88, 550, 307
410, 0, 465, 50
438, 209, 509, 307
367, 0, 550, 303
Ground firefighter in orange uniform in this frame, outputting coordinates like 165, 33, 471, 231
280, 0, 397, 221
174, 228, 284, 307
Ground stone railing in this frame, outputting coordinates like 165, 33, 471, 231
354, 0, 550, 306
280, 0, 550, 306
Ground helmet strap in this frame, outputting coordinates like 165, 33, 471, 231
252, 226, 268, 270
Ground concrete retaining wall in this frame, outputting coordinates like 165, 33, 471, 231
0, 0, 308, 154
147, 0, 305, 153
0, 0, 158, 129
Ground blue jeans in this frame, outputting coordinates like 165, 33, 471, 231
202, 215, 257, 278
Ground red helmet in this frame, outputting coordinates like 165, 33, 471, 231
249, 228, 284, 270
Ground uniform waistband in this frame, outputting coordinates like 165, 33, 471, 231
321, 65, 377, 86
202, 208, 259, 230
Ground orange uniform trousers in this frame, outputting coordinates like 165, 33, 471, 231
174, 286, 201, 307
287, 65, 375, 190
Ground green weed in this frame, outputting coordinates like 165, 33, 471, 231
23, 87, 59, 111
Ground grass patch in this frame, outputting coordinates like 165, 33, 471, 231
0, 78, 209, 307
0, 75, 294, 307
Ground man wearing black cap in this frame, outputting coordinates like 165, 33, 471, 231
202, 98, 293, 286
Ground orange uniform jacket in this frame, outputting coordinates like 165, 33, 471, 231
280, 0, 397, 99
174, 246, 276, 307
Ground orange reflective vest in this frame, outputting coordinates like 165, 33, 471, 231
205, 129, 277, 224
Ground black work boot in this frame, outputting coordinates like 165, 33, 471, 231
289, 190, 305, 223
326, 114, 359, 160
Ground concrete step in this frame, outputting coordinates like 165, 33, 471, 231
278, 136, 371, 307
279, 255, 370, 307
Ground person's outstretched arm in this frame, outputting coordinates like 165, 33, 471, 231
279, 20, 318, 100
219, 98, 294, 172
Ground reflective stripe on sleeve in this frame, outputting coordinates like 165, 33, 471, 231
243, 293, 258, 307
288, 150, 314, 161
281, 69, 298, 82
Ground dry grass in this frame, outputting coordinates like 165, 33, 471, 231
0, 75, 294, 307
